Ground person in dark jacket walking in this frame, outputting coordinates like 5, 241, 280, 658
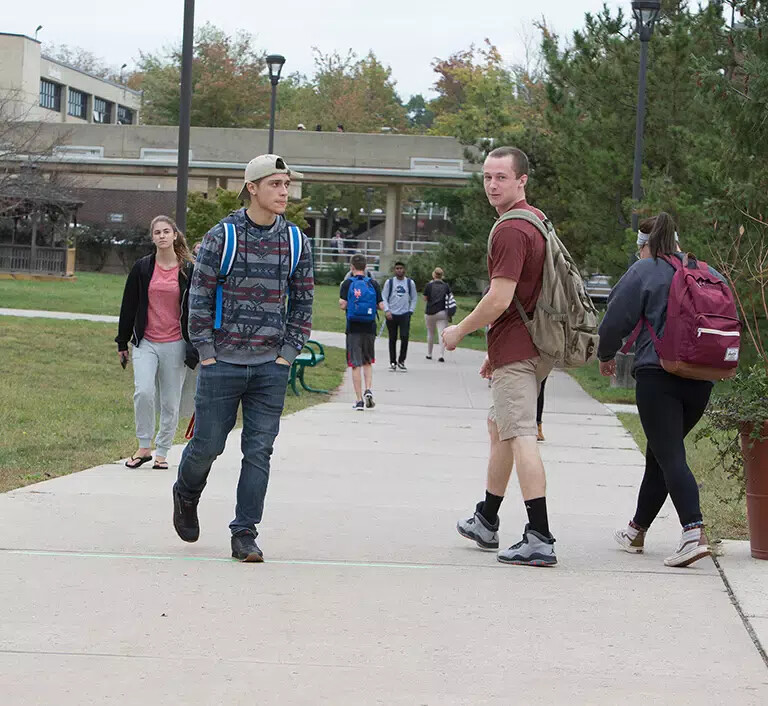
172, 154, 314, 562
598, 212, 724, 568
423, 267, 451, 362
116, 216, 196, 470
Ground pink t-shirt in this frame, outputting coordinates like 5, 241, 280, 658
144, 263, 182, 343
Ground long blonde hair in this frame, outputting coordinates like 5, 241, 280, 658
149, 215, 193, 268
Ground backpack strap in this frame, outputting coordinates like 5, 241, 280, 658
287, 224, 303, 279
214, 222, 238, 331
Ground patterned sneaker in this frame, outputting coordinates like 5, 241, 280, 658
497, 524, 557, 567
397, 362, 408, 372
364, 389, 375, 408
456, 502, 499, 550
664, 526, 711, 567
614, 523, 646, 554
353, 400, 365, 411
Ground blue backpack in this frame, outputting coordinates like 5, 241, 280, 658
214, 220, 303, 330
347, 276, 377, 323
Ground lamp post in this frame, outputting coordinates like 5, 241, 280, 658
365, 187, 374, 234
266, 54, 286, 154
630, 0, 662, 232
175, 0, 195, 234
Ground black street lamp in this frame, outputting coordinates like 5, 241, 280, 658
266, 54, 286, 154
365, 187, 374, 234
630, 0, 662, 232
175, 0, 195, 234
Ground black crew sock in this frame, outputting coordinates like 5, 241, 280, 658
524, 497, 550, 537
479, 491, 504, 525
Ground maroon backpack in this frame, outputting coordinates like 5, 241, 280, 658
622, 254, 741, 381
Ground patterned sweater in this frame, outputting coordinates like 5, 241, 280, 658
189, 209, 314, 365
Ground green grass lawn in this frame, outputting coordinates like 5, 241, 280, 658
0, 272, 489, 350
0, 317, 346, 493
567, 360, 636, 405
617, 413, 747, 542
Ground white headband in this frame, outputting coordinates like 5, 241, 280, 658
637, 230, 679, 247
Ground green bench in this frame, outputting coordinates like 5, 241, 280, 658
289, 340, 330, 396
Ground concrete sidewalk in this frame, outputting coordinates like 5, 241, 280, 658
1, 333, 767, 704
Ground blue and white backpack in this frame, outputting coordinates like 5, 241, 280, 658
213, 220, 303, 330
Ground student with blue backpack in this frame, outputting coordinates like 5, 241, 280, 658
339, 253, 385, 411
172, 154, 313, 563
598, 212, 740, 568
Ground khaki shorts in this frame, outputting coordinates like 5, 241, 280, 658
488, 357, 553, 441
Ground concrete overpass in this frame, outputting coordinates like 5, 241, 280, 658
16, 124, 480, 265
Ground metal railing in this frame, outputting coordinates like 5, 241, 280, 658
313, 238, 382, 271
395, 240, 441, 256
0, 245, 68, 275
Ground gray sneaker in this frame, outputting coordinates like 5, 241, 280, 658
498, 524, 557, 567
456, 502, 499, 550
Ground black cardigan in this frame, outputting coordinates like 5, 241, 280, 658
115, 254, 198, 368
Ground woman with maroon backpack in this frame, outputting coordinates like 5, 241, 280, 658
597, 212, 740, 568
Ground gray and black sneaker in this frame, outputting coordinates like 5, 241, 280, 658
397, 362, 408, 372
231, 529, 264, 562
172, 483, 200, 543
498, 524, 557, 566
364, 389, 375, 408
389, 363, 397, 372
353, 400, 365, 411
456, 502, 499, 550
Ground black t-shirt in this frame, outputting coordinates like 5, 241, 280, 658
423, 280, 450, 315
340, 276, 383, 334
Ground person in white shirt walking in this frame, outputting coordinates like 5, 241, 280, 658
383, 262, 417, 371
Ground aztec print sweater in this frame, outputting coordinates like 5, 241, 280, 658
189, 208, 314, 366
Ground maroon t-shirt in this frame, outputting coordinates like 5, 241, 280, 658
486, 200, 547, 370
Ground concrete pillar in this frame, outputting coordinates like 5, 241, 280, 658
219, 177, 229, 191
207, 177, 217, 196
314, 217, 322, 239
383, 184, 401, 274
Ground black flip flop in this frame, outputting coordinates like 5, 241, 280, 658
152, 462, 169, 470
125, 455, 153, 469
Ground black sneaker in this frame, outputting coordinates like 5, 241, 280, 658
364, 389, 375, 408
231, 529, 264, 562
172, 483, 199, 543
426, 355, 432, 360
389, 363, 397, 372
438, 357, 445, 363
353, 400, 365, 411
397, 362, 408, 372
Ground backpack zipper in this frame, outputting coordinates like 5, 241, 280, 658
697, 328, 739, 338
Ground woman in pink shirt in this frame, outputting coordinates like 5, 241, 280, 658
116, 216, 197, 469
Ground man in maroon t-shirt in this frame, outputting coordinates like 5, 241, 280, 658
442, 146, 556, 567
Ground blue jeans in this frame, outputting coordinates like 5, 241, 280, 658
176, 360, 290, 534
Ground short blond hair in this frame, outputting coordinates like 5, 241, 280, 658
433, 267, 444, 280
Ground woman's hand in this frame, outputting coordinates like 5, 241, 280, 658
201, 358, 217, 366
479, 356, 492, 379
599, 359, 617, 377
118, 350, 129, 366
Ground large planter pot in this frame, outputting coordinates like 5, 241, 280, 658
741, 421, 768, 560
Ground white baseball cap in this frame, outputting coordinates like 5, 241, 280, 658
237, 154, 303, 201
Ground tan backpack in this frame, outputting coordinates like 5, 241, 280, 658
487, 209, 600, 368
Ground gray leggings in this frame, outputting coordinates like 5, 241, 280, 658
132, 338, 186, 456
425, 310, 449, 357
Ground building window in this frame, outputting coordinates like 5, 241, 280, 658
117, 105, 134, 125
39, 79, 61, 111
67, 89, 88, 119
93, 97, 112, 124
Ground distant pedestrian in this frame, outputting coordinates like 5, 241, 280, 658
331, 231, 345, 262
598, 212, 735, 568
383, 261, 417, 371
340, 253, 384, 410
423, 267, 452, 362
315, 124, 322, 131
336, 124, 345, 132
297, 123, 306, 130
536, 378, 547, 441
116, 215, 197, 470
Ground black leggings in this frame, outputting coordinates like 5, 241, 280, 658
536, 377, 547, 424
633, 368, 712, 529
386, 314, 411, 364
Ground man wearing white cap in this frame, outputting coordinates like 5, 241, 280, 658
173, 154, 313, 562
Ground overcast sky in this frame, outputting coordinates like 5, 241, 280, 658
7, 1, 627, 99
